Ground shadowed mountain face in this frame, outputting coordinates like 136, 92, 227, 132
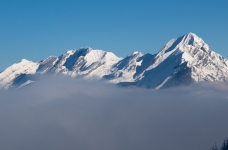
1, 33, 228, 89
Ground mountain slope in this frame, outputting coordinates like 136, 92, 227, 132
0, 59, 39, 89
135, 33, 228, 88
0, 33, 227, 89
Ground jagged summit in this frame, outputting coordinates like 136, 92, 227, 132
0, 33, 227, 89
130, 51, 142, 56
184, 32, 198, 38
159, 32, 207, 54
153, 32, 211, 69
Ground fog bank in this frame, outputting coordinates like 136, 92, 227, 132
0, 78, 228, 150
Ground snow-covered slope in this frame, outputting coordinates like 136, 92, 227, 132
136, 32, 228, 88
103, 52, 144, 83
0, 33, 228, 89
36, 47, 122, 78
0, 59, 39, 89
46, 47, 122, 78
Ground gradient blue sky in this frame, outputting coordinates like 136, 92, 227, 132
0, 0, 228, 71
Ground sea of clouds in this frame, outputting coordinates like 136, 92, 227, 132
0, 77, 228, 150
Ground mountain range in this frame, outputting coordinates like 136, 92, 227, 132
1, 32, 228, 89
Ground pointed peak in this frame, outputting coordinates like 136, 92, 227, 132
185, 32, 197, 36
20, 59, 30, 63
183, 32, 201, 41
133, 51, 140, 55
177, 32, 204, 47
65, 49, 76, 55
128, 51, 143, 57
157, 32, 209, 56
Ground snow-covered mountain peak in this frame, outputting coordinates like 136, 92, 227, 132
71, 47, 120, 62
20, 59, 30, 62
132, 51, 141, 55
156, 32, 210, 60
83, 49, 120, 66
128, 51, 143, 57
181, 32, 207, 47
62, 47, 92, 58
38, 47, 122, 79
65, 49, 76, 55
0, 59, 39, 89
184, 32, 197, 38
0, 33, 228, 90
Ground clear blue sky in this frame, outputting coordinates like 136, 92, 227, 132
0, 0, 228, 71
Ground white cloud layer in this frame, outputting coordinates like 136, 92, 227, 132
0, 77, 228, 150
